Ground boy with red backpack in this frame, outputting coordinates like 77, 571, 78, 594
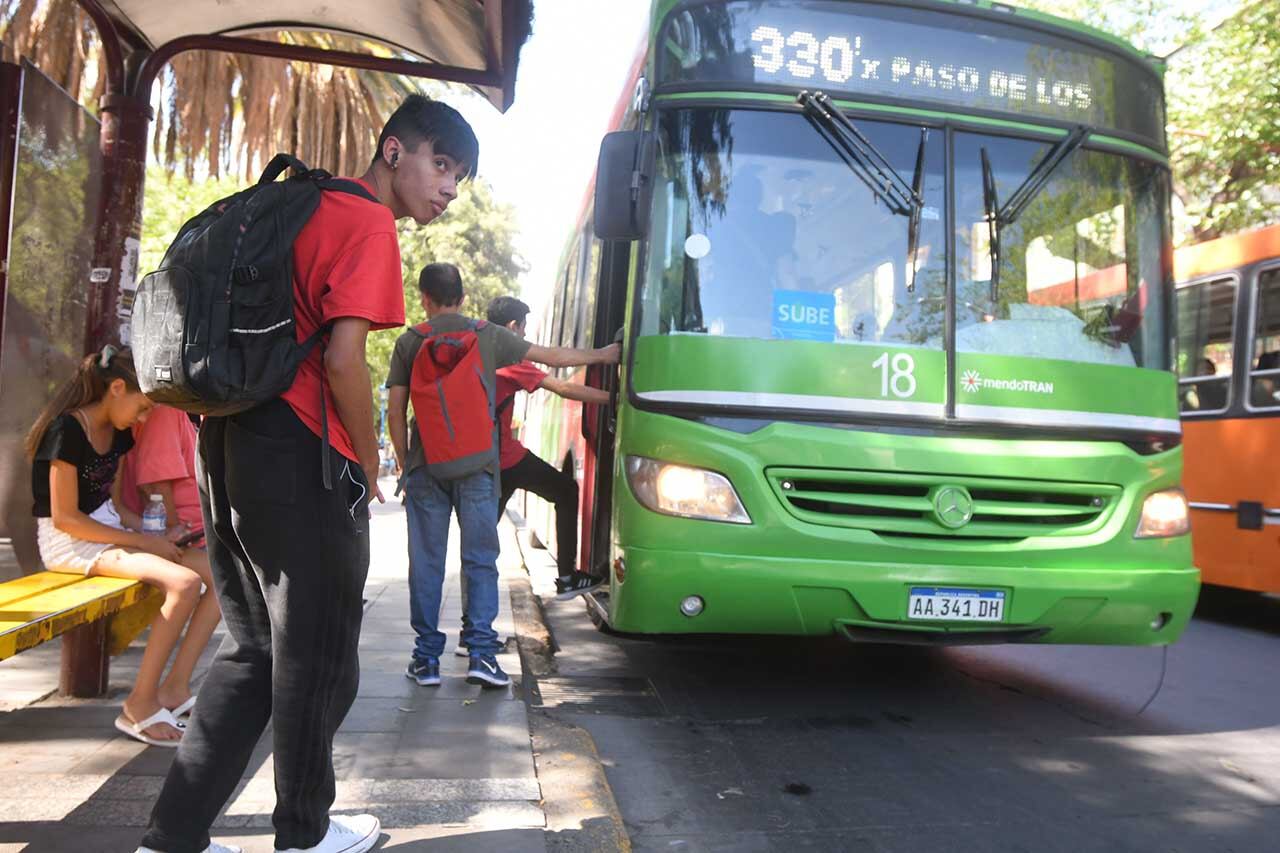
385, 264, 618, 688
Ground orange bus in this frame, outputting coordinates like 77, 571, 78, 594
1173, 223, 1280, 593
1027, 223, 1280, 592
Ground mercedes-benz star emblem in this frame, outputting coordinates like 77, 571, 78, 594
932, 485, 974, 529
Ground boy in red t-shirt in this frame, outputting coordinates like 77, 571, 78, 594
487, 296, 609, 600
140, 96, 478, 853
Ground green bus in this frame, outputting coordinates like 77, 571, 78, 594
523, 0, 1199, 645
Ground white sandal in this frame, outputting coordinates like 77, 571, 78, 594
114, 707, 185, 748
170, 696, 197, 718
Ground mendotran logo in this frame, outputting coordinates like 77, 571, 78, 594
961, 369, 1054, 395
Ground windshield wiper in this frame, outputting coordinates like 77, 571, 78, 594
798, 91, 926, 292
980, 125, 1090, 302
905, 128, 928, 293
980, 147, 1002, 303
1002, 125, 1089, 225
798, 91, 922, 217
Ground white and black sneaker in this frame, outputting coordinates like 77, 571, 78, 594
555, 572, 604, 601
275, 813, 380, 853
138, 845, 241, 853
466, 654, 511, 687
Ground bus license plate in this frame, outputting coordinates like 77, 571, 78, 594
907, 587, 1006, 622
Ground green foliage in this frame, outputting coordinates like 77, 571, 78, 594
1019, 0, 1279, 243
1167, 2, 1280, 241
139, 167, 245, 274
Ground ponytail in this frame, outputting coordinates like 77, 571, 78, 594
24, 346, 140, 460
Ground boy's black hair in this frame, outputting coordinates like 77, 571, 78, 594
373, 94, 479, 178
486, 295, 531, 328
419, 263, 464, 307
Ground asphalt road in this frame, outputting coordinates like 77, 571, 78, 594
525, 573, 1280, 853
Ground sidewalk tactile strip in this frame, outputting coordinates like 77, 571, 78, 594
533, 676, 664, 717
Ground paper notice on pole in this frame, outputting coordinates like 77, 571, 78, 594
116, 236, 140, 319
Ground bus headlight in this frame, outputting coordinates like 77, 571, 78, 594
626, 456, 751, 524
1135, 488, 1190, 538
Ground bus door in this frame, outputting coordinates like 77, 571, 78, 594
582, 239, 631, 575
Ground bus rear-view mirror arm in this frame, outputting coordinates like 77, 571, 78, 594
594, 131, 657, 241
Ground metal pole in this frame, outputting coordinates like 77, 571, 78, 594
86, 90, 152, 349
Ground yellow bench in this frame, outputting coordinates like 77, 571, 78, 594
0, 571, 161, 696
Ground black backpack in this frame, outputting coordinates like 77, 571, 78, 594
131, 154, 378, 416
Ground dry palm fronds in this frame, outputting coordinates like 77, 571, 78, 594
0, 0, 436, 179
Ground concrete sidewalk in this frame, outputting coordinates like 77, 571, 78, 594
0, 478, 547, 852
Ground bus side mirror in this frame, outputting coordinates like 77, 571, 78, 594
594, 131, 656, 242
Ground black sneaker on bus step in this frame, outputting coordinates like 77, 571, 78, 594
555, 572, 604, 601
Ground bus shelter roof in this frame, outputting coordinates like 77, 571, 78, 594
89, 0, 531, 110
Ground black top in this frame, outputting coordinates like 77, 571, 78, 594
31, 413, 135, 518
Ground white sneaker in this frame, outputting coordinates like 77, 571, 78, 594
275, 814, 381, 853
136, 844, 242, 853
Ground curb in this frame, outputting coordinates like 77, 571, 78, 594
506, 529, 631, 852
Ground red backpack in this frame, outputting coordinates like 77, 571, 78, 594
408, 319, 498, 479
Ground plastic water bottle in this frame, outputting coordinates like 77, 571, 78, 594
142, 495, 167, 535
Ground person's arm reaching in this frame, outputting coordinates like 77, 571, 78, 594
325, 317, 384, 504
387, 385, 409, 475
541, 375, 610, 406
525, 342, 620, 369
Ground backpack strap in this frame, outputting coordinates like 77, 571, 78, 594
298, 324, 336, 491
259, 153, 310, 183
317, 177, 379, 204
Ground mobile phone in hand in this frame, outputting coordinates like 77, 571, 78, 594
175, 528, 204, 548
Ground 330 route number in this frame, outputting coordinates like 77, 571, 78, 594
873, 352, 917, 398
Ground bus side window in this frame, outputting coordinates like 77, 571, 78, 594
559, 237, 585, 376
579, 238, 601, 349
1175, 277, 1235, 413
1250, 267, 1280, 409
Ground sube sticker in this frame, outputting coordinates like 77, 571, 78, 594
772, 289, 836, 342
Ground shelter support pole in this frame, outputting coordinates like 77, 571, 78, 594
86, 91, 152, 350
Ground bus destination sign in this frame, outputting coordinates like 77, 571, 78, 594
658, 1, 1165, 148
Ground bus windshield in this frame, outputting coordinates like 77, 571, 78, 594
641, 107, 948, 348
955, 132, 1170, 370
642, 107, 1171, 372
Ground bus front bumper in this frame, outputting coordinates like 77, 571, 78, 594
606, 545, 1201, 646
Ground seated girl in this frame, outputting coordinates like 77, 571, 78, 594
26, 347, 221, 747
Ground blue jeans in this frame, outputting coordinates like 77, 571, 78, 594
404, 466, 501, 659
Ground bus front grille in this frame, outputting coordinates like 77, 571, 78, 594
765, 467, 1119, 540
